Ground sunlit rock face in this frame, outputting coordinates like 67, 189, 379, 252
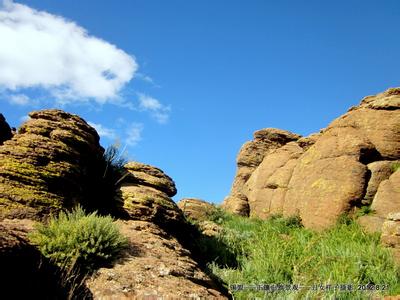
0, 109, 104, 220
223, 87, 400, 230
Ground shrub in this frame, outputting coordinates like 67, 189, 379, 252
82, 143, 129, 216
29, 206, 128, 272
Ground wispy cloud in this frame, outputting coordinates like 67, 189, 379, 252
138, 93, 170, 124
9, 93, 30, 105
0, 0, 137, 104
88, 122, 117, 140
126, 123, 143, 146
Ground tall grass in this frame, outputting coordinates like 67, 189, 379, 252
205, 211, 400, 299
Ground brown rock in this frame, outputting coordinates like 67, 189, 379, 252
86, 220, 229, 299
283, 88, 400, 229
364, 161, 398, 204
124, 161, 177, 197
116, 162, 185, 232
381, 213, 400, 264
222, 128, 301, 216
0, 113, 12, 145
358, 87, 400, 110
244, 142, 304, 219
357, 215, 385, 233
0, 109, 104, 220
222, 194, 250, 217
198, 220, 223, 237
228, 88, 400, 230
177, 198, 216, 221
371, 170, 400, 218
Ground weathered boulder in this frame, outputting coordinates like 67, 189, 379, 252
285, 88, 400, 229
371, 169, 400, 218
0, 109, 104, 220
244, 142, 305, 219
0, 113, 12, 145
222, 128, 301, 216
225, 87, 400, 230
381, 213, 400, 263
178, 198, 216, 221
364, 161, 398, 204
116, 162, 185, 231
123, 161, 177, 197
86, 220, 230, 299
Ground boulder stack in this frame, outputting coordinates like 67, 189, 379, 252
0, 109, 104, 220
115, 162, 185, 231
223, 87, 400, 230
222, 128, 301, 216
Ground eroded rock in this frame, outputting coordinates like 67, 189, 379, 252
0, 109, 104, 220
222, 128, 301, 216
371, 170, 400, 218
224, 87, 400, 230
178, 198, 217, 221
86, 220, 230, 299
381, 213, 400, 263
244, 142, 304, 219
116, 162, 185, 232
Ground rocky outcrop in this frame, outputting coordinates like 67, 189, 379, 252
0, 109, 229, 298
0, 113, 12, 145
178, 198, 217, 221
115, 162, 185, 232
244, 142, 305, 219
381, 213, 400, 263
222, 128, 301, 216
371, 169, 400, 218
224, 87, 400, 230
0, 109, 104, 220
87, 220, 229, 299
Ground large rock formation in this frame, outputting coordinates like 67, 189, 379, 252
87, 220, 229, 299
0, 113, 12, 145
0, 109, 104, 220
222, 128, 301, 216
115, 161, 185, 232
223, 87, 400, 230
0, 109, 230, 298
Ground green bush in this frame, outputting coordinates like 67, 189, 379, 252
81, 143, 129, 216
29, 206, 128, 272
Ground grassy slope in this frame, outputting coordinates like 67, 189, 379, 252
204, 211, 400, 299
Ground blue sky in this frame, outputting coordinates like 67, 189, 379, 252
0, 0, 399, 203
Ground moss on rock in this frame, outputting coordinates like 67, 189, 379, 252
0, 109, 104, 220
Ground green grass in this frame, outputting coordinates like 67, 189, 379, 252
203, 210, 400, 299
29, 206, 128, 273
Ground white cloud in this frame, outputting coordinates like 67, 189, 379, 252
0, 0, 137, 103
88, 122, 117, 140
9, 93, 29, 105
138, 93, 170, 124
126, 123, 143, 146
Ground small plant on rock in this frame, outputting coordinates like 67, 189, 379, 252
29, 206, 128, 272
